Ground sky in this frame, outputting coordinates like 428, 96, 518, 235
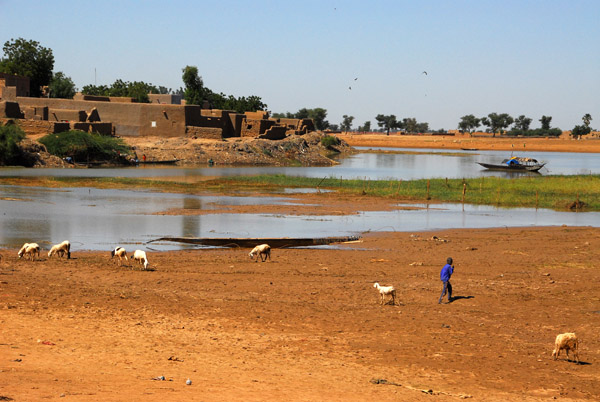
1, 0, 599, 131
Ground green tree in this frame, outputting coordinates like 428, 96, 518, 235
539, 115, 552, 130
582, 113, 592, 128
295, 108, 310, 119
126, 81, 158, 103
182, 65, 205, 105
308, 108, 329, 130
81, 84, 110, 96
0, 38, 55, 97
375, 114, 402, 135
341, 115, 354, 132
48, 71, 76, 99
403, 117, 418, 133
416, 122, 429, 133
358, 121, 371, 132
513, 115, 532, 131
458, 114, 481, 136
571, 125, 591, 138
0, 123, 25, 165
481, 113, 514, 136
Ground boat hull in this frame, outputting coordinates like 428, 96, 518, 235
477, 162, 545, 172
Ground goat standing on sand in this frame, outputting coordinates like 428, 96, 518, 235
18, 243, 40, 261
373, 282, 396, 305
249, 244, 271, 262
552, 332, 580, 362
132, 249, 149, 270
48, 240, 71, 259
111, 247, 128, 266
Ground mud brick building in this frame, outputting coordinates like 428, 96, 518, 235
0, 73, 315, 140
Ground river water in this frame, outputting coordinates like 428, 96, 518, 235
1, 149, 598, 251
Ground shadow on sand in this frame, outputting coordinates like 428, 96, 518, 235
449, 295, 474, 303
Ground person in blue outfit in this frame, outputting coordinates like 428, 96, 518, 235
438, 257, 454, 304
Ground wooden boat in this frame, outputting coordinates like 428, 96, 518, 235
148, 235, 362, 248
477, 157, 546, 172
135, 159, 180, 165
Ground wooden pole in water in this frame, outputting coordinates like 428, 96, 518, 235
427, 180, 430, 200
462, 183, 466, 204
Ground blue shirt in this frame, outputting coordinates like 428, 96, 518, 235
440, 264, 454, 282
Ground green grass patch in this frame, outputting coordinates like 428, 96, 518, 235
1, 174, 598, 211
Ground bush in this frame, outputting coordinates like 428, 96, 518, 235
0, 123, 26, 165
506, 128, 562, 137
39, 130, 131, 162
320, 134, 341, 148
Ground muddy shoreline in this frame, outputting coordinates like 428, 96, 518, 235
2, 226, 599, 400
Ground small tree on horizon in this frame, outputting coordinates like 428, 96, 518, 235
481, 113, 514, 137
458, 114, 481, 136
540, 115, 552, 130
341, 115, 354, 132
375, 114, 402, 135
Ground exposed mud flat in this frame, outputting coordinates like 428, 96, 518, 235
1, 226, 599, 400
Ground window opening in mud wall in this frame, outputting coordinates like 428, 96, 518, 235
247, 124, 252, 129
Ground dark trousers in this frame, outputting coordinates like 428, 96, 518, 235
438, 281, 452, 303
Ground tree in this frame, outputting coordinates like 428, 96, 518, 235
308, 108, 329, 130
49, 71, 76, 99
125, 81, 158, 103
513, 115, 532, 131
572, 114, 594, 139
81, 84, 110, 96
340, 115, 354, 132
0, 123, 25, 165
571, 125, 591, 138
582, 113, 592, 128
0, 38, 54, 97
182, 65, 205, 105
481, 113, 514, 136
539, 115, 552, 130
375, 114, 402, 135
458, 114, 481, 136
358, 121, 371, 132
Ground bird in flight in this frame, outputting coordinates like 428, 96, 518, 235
422, 71, 428, 75
348, 86, 352, 90
354, 77, 358, 81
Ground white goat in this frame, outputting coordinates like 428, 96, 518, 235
111, 247, 128, 266
48, 240, 71, 259
249, 244, 271, 262
552, 332, 580, 362
18, 243, 40, 261
132, 249, 149, 270
373, 282, 396, 305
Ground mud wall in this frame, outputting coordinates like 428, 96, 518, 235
17, 97, 189, 137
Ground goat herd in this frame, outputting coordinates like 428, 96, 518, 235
10, 240, 581, 364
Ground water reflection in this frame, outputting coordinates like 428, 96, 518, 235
1, 185, 598, 251
1, 149, 598, 181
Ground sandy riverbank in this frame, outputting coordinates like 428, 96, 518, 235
337, 133, 600, 153
1, 226, 599, 401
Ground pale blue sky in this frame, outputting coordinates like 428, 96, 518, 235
1, 0, 598, 131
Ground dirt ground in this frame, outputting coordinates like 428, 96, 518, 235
2, 225, 599, 401
337, 133, 600, 153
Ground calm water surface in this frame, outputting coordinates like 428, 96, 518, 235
1, 149, 598, 251
1, 185, 597, 251
1, 149, 598, 180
